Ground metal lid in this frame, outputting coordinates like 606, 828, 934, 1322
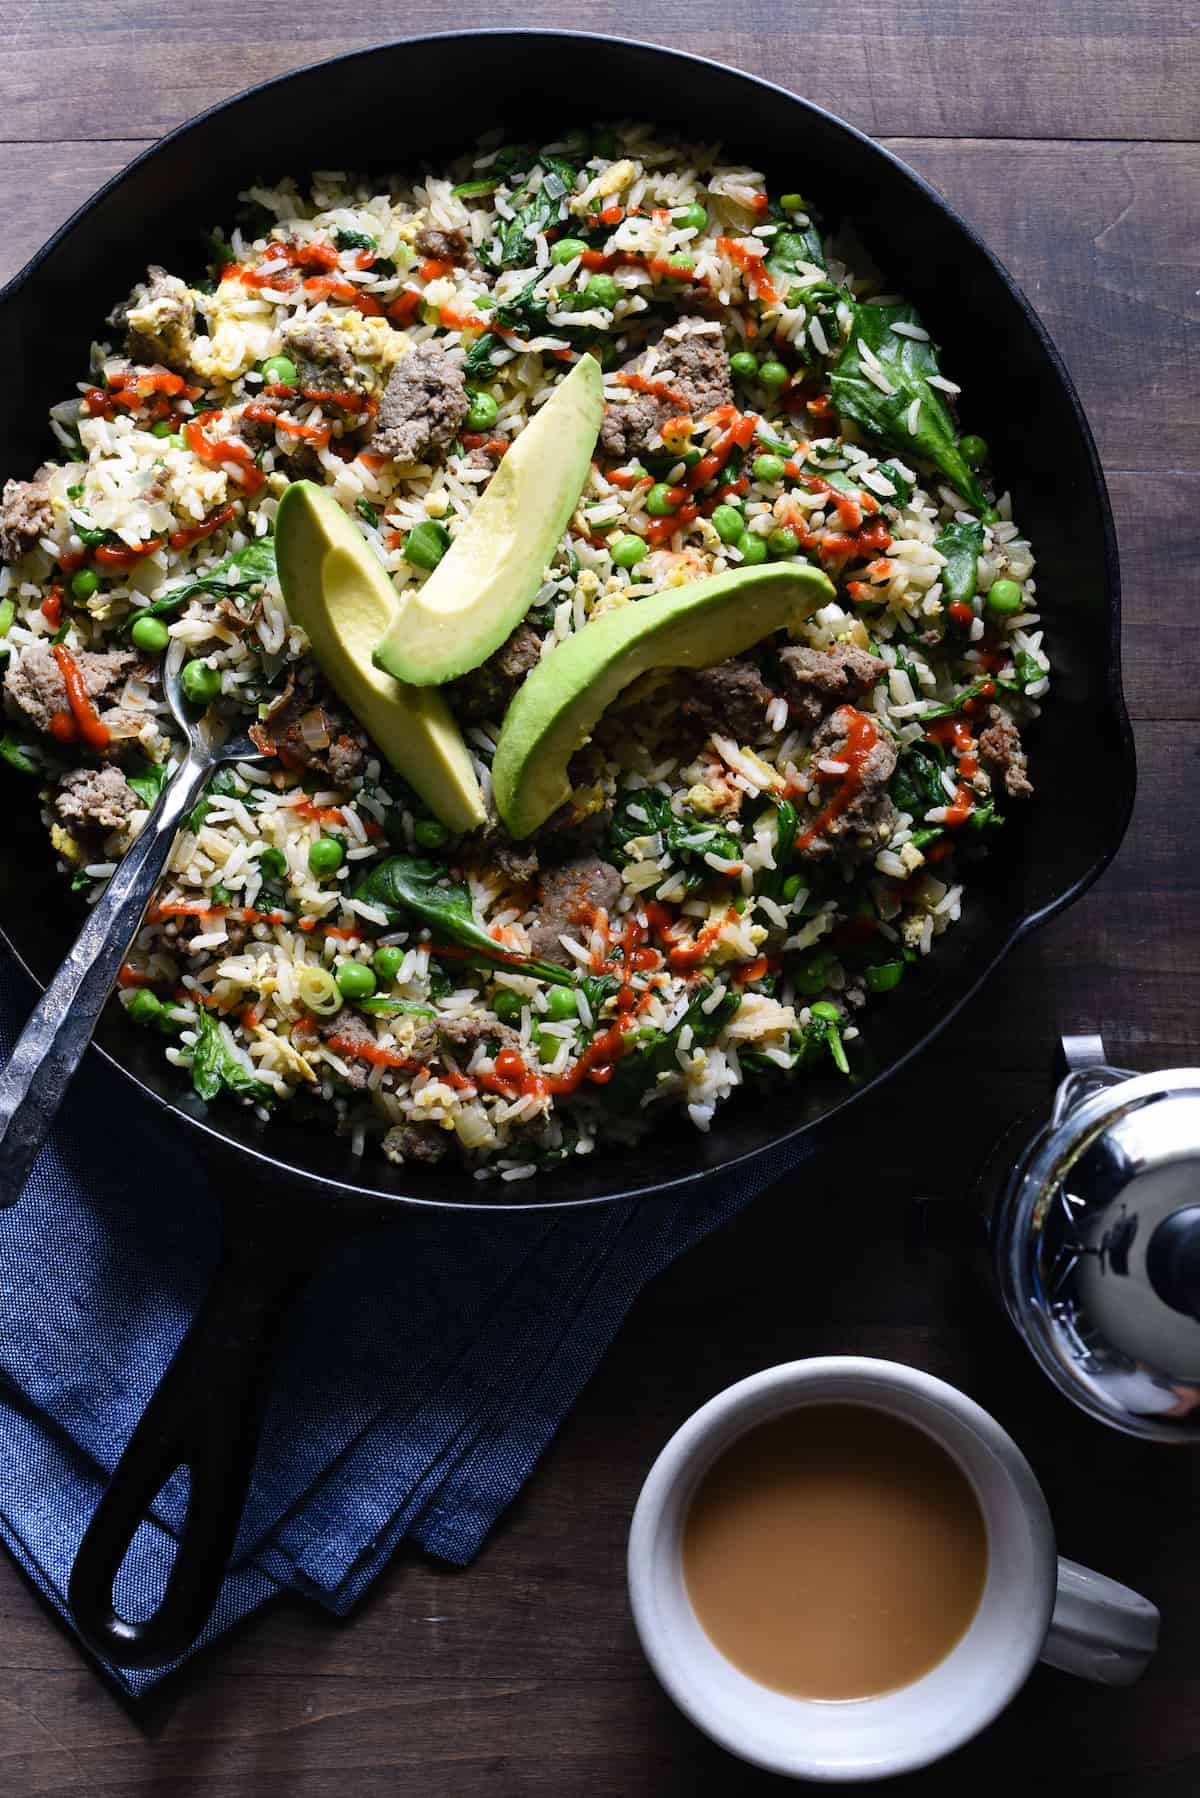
996, 1055, 1200, 1442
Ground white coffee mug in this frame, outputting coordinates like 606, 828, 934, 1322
627, 1358, 1159, 1782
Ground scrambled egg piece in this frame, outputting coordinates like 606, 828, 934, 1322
189, 281, 278, 384
254, 1024, 318, 1084
50, 824, 84, 866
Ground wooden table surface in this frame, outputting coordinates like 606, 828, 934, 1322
0, 4, 1197, 1793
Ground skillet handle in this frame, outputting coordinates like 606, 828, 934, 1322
68, 1198, 331, 1670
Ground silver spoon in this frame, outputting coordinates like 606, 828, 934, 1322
0, 641, 269, 1206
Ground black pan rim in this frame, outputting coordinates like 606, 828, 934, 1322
0, 28, 1135, 1213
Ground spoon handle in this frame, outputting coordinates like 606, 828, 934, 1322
0, 751, 213, 1206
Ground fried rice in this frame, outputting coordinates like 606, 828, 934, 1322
0, 125, 1048, 1180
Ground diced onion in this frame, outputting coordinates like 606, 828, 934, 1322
299, 708, 331, 751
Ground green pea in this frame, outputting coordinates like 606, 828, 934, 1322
758, 360, 789, 392
611, 534, 648, 568
70, 566, 100, 600
664, 253, 695, 278
544, 986, 579, 1021
781, 874, 803, 901
534, 1027, 559, 1066
131, 613, 170, 653
465, 390, 499, 431
729, 350, 759, 382
150, 419, 173, 438
308, 835, 345, 878
672, 203, 708, 231
403, 520, 451, 571
413, 817, 449, 848
372, 945, 405, 984
493, 988, 524, 1024
586, 274, 620, 309
864, 960, 905, 993
738, 532, 769, 566
336, 960, 377, 1000
127, 988, 162, 1026
711, 504, 744, 545
811, 1000, 842, 1021
551, 237, 588, 265
259, 845, 287, 881
0, 597, 13, 638
752, 453, 787, 484
960, 434, 989, 470
645, 482, 679, 517
260, 354, 298, 386
768, 527, 801, 558
180, 658, 220, 705
985, 577, 1024, 616
779, 193, 806, 212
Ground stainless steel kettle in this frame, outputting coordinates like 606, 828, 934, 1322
979, 1035, 1200, 1442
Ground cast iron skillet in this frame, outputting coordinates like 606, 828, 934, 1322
0, 31, 1134, 1670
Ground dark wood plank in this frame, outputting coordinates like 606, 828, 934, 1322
1, 139, 1195, 475
0, 0, 1196, 145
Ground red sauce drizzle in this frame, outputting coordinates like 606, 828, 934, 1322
716, 236, 781, 307
52, 644, 110, 751
925, 716, 978, 826
795, 707, 878, 850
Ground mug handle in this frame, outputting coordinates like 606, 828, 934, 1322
1040, 1557, 1160, 1685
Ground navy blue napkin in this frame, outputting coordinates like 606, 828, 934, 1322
0, 956, 810, 1696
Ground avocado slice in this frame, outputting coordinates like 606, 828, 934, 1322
493, 563, 835, 838
275, 481, 486, 833
373, 354, 604, 687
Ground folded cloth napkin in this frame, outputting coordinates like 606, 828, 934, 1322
0, 957, 811, 1696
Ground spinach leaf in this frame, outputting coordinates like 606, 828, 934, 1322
125, 758, 170, 809
352, 854, 574, 986
464, 333, 503, 378
876, 461, 914, 506
760, 795, 798, 899
915, 671, 1033, 722
608, 789, 741, 894
190, 1006, 275, 1105
355, 997, 436, 1019
610, 984, 741, 1099
122, 534, 276, 635
0, 732, 41, 776
766, 225, 827, 289
891, 741, 948, 816
187, 765, 251, 834
480, 153, 580, 272
934, 517, 985, 606
334, 228, 376, 252
1012, 648, 1044, 691
207, 228, 236, 268
452, 177, 501, 200
577, 972, 621, 1041
427, 960, 454, 999
492, 272, 549, 336
492, 143, 537, 178
828, 301, 987, 511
